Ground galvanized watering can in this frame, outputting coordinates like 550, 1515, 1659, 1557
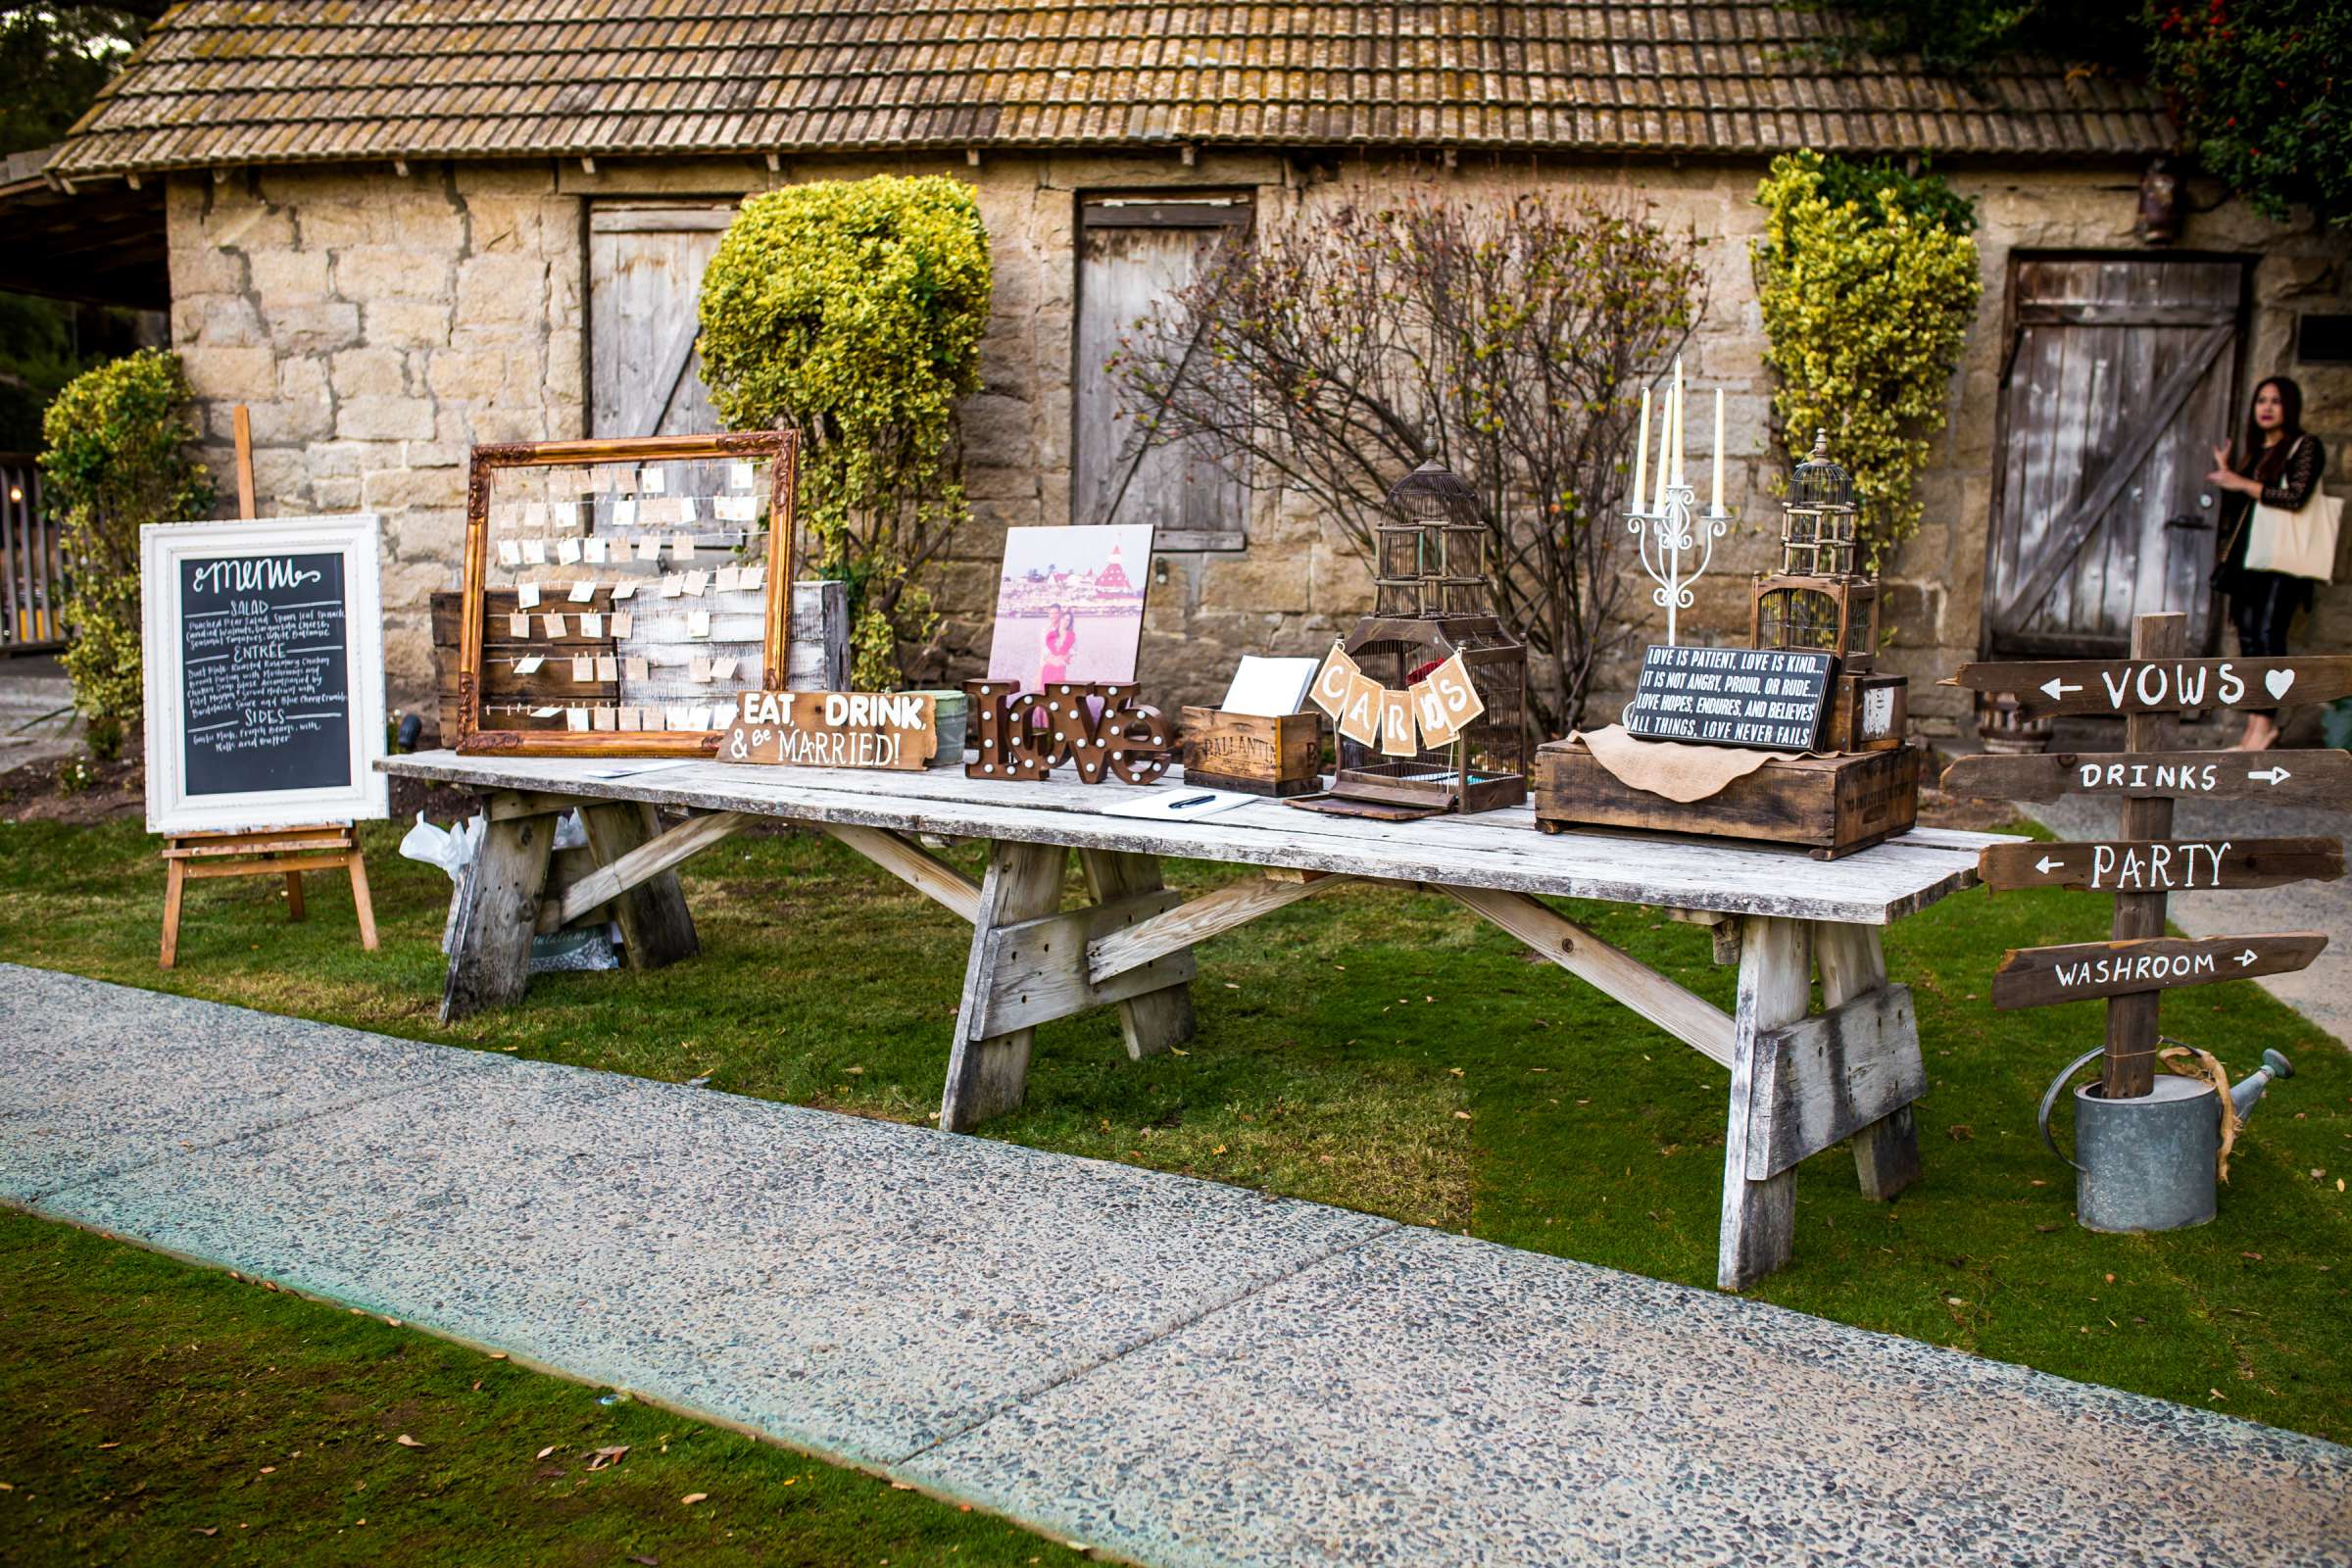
2038, 1047, 2293, 1233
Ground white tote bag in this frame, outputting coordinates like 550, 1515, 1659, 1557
2243, 438, 2343, 581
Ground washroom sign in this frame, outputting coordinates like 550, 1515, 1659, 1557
1940, 645, 2341, 1013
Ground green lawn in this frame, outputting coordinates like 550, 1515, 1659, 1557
0, 808, 2346, 1476
0, 1209, 1075, 1567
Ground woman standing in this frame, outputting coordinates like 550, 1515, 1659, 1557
1036, 606, 1076, 688
2209, 375, 2327, 751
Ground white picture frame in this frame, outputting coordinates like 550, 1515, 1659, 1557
140, 514, 389, 836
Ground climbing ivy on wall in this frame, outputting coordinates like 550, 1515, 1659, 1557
1752, 151, 1984, 567
697, 175, 993, 690
39, 348, 214, 759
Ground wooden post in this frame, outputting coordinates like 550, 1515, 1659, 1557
1076, 849, 1197, 1059
940, 841, 1068, 1131
1816, 921, 1922, 1200
231, 405, 258, 520
576, 800, 703, 968
2104, 611, 2184, 1099
441, 804, 560, 1022
1718, 914, 1813, 1290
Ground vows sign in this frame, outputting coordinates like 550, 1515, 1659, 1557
1944, 656, 2352, 716
1623, 645, 1833, 750
721, 690, 936, 770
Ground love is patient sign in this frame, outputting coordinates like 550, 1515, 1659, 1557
722, 690, 937, 770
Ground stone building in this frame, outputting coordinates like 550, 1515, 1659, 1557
27, 1, 2352, 737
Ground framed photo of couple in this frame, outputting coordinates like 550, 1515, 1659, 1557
983, 523, 1152, 692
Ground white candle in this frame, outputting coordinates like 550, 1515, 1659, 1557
1633, 387, 1650, 510
1712, 388, 1725, 514
1653, 381, 1675, 514
1671, 359, 1686, 488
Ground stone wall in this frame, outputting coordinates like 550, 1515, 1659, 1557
167, 151, 2352, 740
166, 165, 584, 715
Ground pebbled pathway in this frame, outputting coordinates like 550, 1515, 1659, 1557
2, 963, 2346, 1567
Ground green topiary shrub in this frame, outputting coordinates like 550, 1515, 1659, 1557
697, 174, 993, 689
1753, 150, 1983, 567
39, 348, 214, 759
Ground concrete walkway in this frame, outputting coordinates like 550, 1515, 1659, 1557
0, 654, 77, 770
3, 963, 2346, 1567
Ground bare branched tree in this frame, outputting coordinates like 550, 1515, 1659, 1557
1109, 193, 1705, 734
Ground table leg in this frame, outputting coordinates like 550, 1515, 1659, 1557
1718, 914, 1812, 1291
284, 869, 306, 921
1815, 920, 1923, 1201
441, 808, 559, 1023
1077, 849, 1197, 1059
940, 841, 1068, 1131
579, 800, 701, 969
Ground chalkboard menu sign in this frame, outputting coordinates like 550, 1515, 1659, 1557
1623, 645, 1835, 751
141, 516, 388, 835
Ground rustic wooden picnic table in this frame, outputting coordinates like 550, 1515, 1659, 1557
381, 750, 2011, 1289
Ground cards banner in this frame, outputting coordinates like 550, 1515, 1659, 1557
1310, 643, 1360, 720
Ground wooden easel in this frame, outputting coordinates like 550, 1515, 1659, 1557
158, 406, 379, 967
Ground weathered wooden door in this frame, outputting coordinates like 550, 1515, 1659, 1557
1984, 257, 2245, 656
589, 203, 734, 438
1074, 195, 1250, 549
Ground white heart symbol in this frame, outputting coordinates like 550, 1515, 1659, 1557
2265, 668, 2295, 701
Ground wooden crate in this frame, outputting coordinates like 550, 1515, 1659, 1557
1179, 707, 1323, 796
1533, 738, 1919, 860
1823, 672, 1908, 754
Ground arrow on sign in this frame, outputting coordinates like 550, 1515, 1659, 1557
2237, 949, 2259, 966
2249, 765, 2291, 785
2035, 855, 2064, 874
2039, 678, 2082, 702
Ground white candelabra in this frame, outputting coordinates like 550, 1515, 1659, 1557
1623, 360, 1732, 647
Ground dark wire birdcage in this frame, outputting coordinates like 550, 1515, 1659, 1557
1752, 428, 1880, 672
1779, 429, 1861, 577
1375, 461, 1490, 618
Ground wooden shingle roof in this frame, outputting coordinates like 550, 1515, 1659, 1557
48, 1, 2172, 181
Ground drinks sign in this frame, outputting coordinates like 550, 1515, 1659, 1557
1623, 645, 1834, 751
140, 516, 388, 835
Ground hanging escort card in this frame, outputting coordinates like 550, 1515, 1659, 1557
1622, 645, 1834, 750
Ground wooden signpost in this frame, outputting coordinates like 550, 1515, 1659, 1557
1992, 933, 2330, 1009
1943, 655, 2352, 717
1978, 837, 2344, 894
1941, 748, 2352, 804
1943, 612, 2341, 1100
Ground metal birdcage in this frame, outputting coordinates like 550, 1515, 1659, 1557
1752, 429, 1880, 672
1375, 461, 1490, 618
1779, 429, 1862, 577
1321, 462, 1527, 816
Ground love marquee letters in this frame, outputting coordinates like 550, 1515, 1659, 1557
962, 680, 1175, 785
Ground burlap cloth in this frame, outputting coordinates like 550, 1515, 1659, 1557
1567, 724, 1823, 804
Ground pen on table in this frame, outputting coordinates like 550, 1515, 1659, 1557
1168, 794, 1217, 808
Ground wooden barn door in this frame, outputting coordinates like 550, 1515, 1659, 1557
1984, 256, 2245, 656
1074, 194, 1251, 549
589, 203, 733, 438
